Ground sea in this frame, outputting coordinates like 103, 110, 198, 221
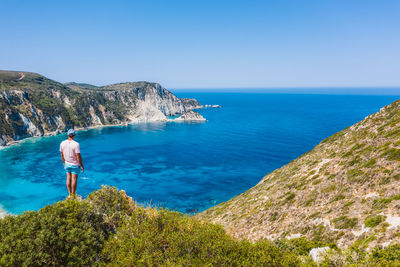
1, 91, 399, 215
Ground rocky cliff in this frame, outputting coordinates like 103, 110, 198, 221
200, 99, 400, 249
0, 70, 204, 146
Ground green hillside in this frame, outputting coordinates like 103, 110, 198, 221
0, 70, 64, 90
64, 82, 100, 91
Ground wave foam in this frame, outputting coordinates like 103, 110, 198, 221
0, 205, 9, 219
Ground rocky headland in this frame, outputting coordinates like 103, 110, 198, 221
173, 110, 206, 121
0, 70, 209, 147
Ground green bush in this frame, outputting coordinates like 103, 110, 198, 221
332, 194, 346, 202
370, 244, 400, 262
87, 185, 136, 231
102, 207, 301, 266
0, 187, 304, 266
381, 148, 400, 161
364, 158, 376, 168
275, 237, 333, 256
347, 168, 365, 182
0, 199, 108, 266
364, 215, 384, 228
285, 192, 296, 201
372, 197, 392, 210
333, 216, 358, 229
1, 186, 399, 266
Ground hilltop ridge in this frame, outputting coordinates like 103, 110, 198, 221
200, 98, 400, 249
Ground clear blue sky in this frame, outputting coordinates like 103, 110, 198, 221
1, 0, 399, 89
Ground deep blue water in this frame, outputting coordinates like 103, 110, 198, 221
0, 93, 399, 215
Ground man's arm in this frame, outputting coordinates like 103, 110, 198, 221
60, 152, 65, 165
76, 153, 84, 172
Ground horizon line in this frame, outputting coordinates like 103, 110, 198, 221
171, 86, 400, 90
170, 87, 400, 96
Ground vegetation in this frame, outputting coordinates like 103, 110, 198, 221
364, 215, 385, 228
0, 186, 306, 266
332, 216, 358, 229
320, 244, 400, 266
1, 186, 399, 266
3, 70, 400, 264
381, 148, 400, 161
200, 98, 400, 249
0, 197, 108, 266
102, 208, 302, 266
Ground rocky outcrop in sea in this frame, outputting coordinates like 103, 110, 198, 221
0, 71, 208, 146
173, 110, 206, 121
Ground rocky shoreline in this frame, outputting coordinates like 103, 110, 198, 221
1, 110, 210, 149
0, 70, 217, 148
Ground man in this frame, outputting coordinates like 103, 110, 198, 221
60, 129, 84, 197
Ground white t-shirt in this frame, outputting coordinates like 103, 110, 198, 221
60, 140, 81, 166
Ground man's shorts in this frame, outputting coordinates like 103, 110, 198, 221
64, 163, 81, 175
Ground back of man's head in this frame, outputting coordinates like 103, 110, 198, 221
67, 129, 76, 138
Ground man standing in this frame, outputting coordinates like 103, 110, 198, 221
60, 129, 84, 197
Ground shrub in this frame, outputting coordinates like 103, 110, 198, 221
275, 237, 332, 256
270, 211, 279, 221
322, 184, 336, 193
2, 186, 400, 266
285, 192, 296, 201
304, 197, 315, 207
364, 158, 376, 168
332, 194, 346, 202
312, 179, 322, 185
351, 143, 365, 151
87, 185, 136, 231
347, 169, 365, 182
372, 198, 392, 210
343, 201, 355, 208
381, 148, 400, 161
364, 215, 384, 228
0, 186, 305, 266
370, 244, 400, 263
102, 207, 301, 266
333, 216, 358, 229
0, 199, 108, 266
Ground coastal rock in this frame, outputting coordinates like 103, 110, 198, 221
173, 111, 206, 121
181, 98, 203, 110
309, 247, 330, 262
0, 207, 7, 219
0, 70, 212, 146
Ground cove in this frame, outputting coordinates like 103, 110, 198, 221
1, 92, 399, 215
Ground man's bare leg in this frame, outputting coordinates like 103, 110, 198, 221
71, 174, 78, 195
66, 172, 72, 196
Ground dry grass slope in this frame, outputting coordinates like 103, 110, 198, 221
199, 99, 400, 249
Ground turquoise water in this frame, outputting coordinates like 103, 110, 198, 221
1, 93, 399, 214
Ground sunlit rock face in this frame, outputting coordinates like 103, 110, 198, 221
173, 111, 206, 122
181, 98, 203, 110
